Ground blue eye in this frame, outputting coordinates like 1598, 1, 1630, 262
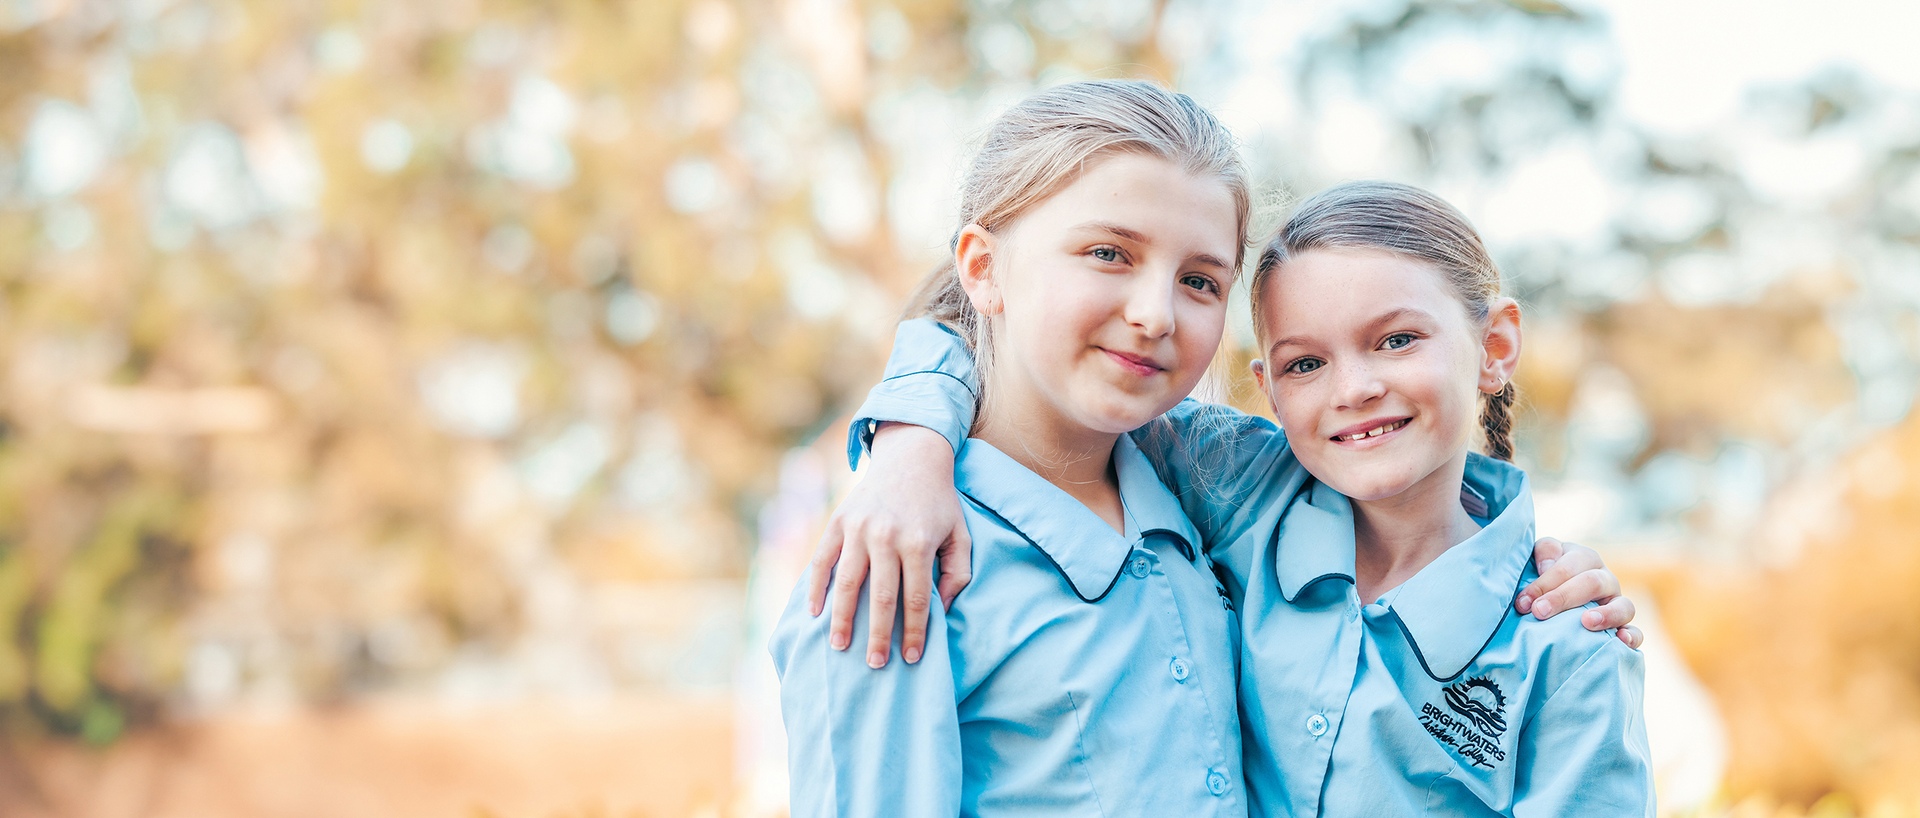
1181, 273, 1219, 294
1091, 246, 1121, 263
1286, 358, 1323, 375
1382, 333, 1415, 350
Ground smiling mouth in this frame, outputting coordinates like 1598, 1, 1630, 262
1332, 418, 1409, 443
1101, 348, 1165, 377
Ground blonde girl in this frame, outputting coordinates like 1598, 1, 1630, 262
772, 79, 1255, 817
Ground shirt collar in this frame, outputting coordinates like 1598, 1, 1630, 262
1384, 454, 1534, 681
1273, 480, 1358, 603
1273, 453, 1535, 681
955, 434, 1199, 602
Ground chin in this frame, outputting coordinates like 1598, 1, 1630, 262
1078, 394, 1174, 435
1311, 461, 1420, 503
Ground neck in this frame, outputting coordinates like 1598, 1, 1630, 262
974, 388, 1124, 533
1350, 453, 1481, 604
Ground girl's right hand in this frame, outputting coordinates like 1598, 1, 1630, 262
805, 423, 973, 669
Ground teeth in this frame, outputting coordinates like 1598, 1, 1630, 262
1340, 419, 1405, 442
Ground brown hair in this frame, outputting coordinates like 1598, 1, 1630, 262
907, 79, 1252, 429
1250, 181, 1517, 461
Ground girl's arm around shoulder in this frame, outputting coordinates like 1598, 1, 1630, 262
1510, 635, 1654, 818
845, 318, 977, 469
769, 571, 965, 818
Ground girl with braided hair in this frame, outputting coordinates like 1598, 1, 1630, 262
1232, 181, 1652, 815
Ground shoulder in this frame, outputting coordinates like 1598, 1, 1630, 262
949, 499, 1051, 597
1151, 399, 1283, 448
1509, 604, 1644, 708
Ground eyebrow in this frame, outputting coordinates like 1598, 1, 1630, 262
1071, 221, 1232, 271
1266, 307, 1437, 360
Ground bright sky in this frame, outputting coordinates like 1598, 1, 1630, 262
1601, 0, 1920, 134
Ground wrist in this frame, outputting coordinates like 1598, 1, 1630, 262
871, 422, 954, 458
868, 423, 955, 481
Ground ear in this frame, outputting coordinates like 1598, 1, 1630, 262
1479, 297, 1522, 394
1249, 359, 1282, 418
954, 224, 1001, 316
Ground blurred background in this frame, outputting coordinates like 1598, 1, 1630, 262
0, 0, 1915, 815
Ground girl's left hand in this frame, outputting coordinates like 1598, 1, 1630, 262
1517, 537, 1643, 649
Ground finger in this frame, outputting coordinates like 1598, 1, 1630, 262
1613, 625, 1644, 650
864, 545, 902, 668
1531, 536, 1567, 570
827, 543, 870, 652
1532, 567, 1620, 621
1579, 595, 1637, 633
806, 518, 845, 617
934, 520, 973, 611
897, 544, 935, 664
1517, 540, 1604, 616
1515, 536, 1564, 614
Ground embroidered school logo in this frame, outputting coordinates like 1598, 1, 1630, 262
1418, 676, 1509, 770
1443, 676, 1508, 738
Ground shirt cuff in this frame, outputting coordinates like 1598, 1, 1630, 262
845, 370, 975, 470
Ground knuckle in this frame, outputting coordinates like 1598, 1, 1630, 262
904, 591, 933, 612
870, 588, 899, 607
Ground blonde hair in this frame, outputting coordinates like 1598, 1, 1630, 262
908, 79, 1252, 430
1250, 181, 1518, 461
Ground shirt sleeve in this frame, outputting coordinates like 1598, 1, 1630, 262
1128, 399, 1295, 550
768, 574, 965, 818
1511, 641, 1656, 818
846, 318, 978, 471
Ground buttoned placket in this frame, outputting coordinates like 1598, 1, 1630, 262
1291, 583, 1370, 818
1129, 540, 1240, 807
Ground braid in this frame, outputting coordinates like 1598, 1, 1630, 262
1481, 382, 1516, 462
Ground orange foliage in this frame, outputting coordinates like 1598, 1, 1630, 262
1647, 410, 1920, 810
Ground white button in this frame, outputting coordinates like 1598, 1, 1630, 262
1206, 770, 1229, 796
1346, 603, 1360, 621
1129, 556, 1151, 578
1170, 658, 1191, 682
1306, 713, 1329, 737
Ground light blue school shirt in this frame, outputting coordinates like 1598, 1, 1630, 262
769, 433, 1248, 818
849, 318, 1655, 817
1246, 456, 1655, 817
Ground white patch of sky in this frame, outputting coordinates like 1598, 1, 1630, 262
810, 131, 878, 246
1477, 143, 1618, 250
360, 119, 414, 174
245, 124, 323, 214
1600, 0, 1920, 135
418, 343, 526, 439
519, 421, 612, 507
165, 122, 259, 230
605, 288, 661, 346
467, 74, 577, 189
664, 156, 727, 215
23, 100, 107, 199
773, 227, 848, 321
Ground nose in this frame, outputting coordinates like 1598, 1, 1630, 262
1125, 272, 1177, 338
1332, 358, 1386, 410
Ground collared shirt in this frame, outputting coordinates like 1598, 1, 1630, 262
770, 434, 1247, 817
1247, 457, 1654, 817
849, 318, 1654, 817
